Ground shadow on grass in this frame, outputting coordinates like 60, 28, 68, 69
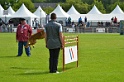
10, 66, 49, 75
10, 67, 35, 70
16, 67, 75, 75
0, 56, 16, 58
19, 71, 49, 75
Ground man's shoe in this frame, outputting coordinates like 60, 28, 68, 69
27, 54, 31, 57
27, 55, 30, 57
16, 55, 21, 57
50, 71, 59, 74
56, 71, 59, 74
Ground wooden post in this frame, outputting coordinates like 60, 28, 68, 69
77, 36, 79, 67
62, 36, 65, 71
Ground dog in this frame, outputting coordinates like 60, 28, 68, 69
25, 29, 45, 48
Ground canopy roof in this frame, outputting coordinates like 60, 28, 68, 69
0, 4, 4, 16
34, 6, 47, 18
110, 5, 124, 14
0, 4, 11, 19
11, 4, 37, 18
51, 4, 69, 18
67, 5, 80, 15
70, 14, 124, 22
87, 5, 102, 14
7, 6, 15, 15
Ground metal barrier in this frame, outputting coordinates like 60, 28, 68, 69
63, 26, 119, 33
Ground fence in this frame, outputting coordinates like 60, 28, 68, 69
63, 26, 119, 33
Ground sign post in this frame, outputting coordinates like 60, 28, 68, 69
62, 35, 79, 71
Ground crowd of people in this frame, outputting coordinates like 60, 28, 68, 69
62, 16, 121, 33
64, 16, 90, 33
0, 18, 43, 33
111, 16, 119, 26
0, 15, 120, 33
0, 19, 14, 32
65, 16, 89, 27
97, 16, 119, 27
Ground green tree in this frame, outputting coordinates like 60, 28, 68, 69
0, 0, 17, 9
61, 0, 89, 14
107, 0, 124, 13
81, 0, 94, 4
75, 3, 89, 14
31, 0, 45, 3
50, 0, 66, 2
12, 0, 35, 12
2, 0, 124, 14
92, 0, 106, 13
61, 3, 71, 12
66, 0, 82, 3
43, 7, 54, 14
119, 2, 124, 12
33, 0, 66, 3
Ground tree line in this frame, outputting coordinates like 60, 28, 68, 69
0, 0, 124, 14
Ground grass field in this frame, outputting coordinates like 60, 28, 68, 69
0, 33, 124, 82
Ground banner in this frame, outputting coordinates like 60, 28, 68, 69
64, 46, 78, 64
67, 28, 75, 32
96, 28, 105, 32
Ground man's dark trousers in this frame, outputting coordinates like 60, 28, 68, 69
49, 48, 60, 73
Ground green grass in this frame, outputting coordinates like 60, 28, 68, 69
0, 33, 124, 82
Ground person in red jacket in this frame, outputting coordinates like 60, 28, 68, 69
114, 16, 117, 24
16, 18, 32, 57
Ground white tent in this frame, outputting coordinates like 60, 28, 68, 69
110, 5, 124, 14
67, 5, 80, 15
0, 4, 12, 23
34, 6, 47, 18
70, 13, 124, 23
50, 4, 70, 26
51, 4, 69, 18
87, 5, 102, 14
1, 14, 11, 23
7, 6, 15, 15
10, 4, 38, 27
34, 6, 47, 25
0, 4, 4, 16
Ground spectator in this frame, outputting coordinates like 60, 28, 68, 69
78, 17, 82, 25
65, 18, 68, 26
68, 17, 71, 25
34, 18, 39, 29
86, 22, 90, 27
84, 16, 87, 24
114, 16, 117, 24
111, 17, 114, 23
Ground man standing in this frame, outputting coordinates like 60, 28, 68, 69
44, 13, 64, 73
84, 16, 87, 24
34, 18, 39, 29
16, 18, 32, 57
78, 16, 82, 25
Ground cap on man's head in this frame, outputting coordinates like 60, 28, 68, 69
20, 18, 25, 21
